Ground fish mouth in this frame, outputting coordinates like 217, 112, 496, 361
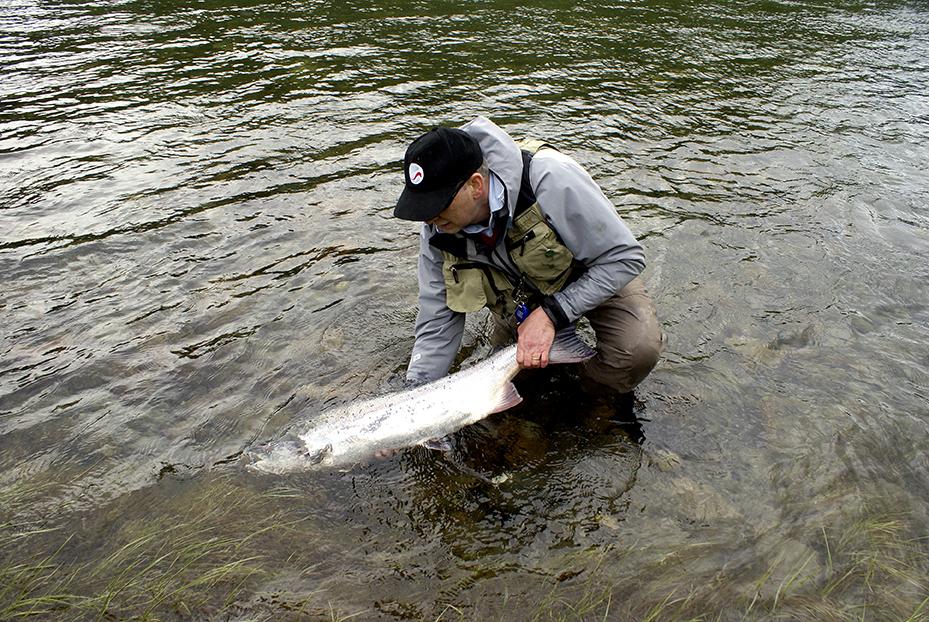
244, 439, 333, 474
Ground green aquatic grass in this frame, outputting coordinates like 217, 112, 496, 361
451, 510, 929, 621
0, 477, 336, 621
636, 512, 929, 621
527, 579, 614, 622
4, 479, 929, 621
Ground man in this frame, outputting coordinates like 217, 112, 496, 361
395, 116, 662, 397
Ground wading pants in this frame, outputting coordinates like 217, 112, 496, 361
490, 276, 663, 394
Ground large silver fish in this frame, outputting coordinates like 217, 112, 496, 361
247, 329, 595, 473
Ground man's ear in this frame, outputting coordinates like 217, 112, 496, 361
469, 172, 485, 198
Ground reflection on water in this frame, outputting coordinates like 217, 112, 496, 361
2, 0, 929, 618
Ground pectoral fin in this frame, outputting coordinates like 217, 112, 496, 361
308, 444, 332, 465
421, 436, 453, 452
490, 382, 523, 414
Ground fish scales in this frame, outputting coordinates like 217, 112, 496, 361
247, 329, 594, 473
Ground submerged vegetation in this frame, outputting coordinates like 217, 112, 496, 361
632, 514, 929, 621
0, 476, 326, 621
2, 476, 928, 621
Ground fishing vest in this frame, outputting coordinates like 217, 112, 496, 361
431, 140, 578, 317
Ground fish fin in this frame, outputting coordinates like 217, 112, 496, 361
490, 382, 523, 414
421, 436, 453, 452
549, 328, 596, 364
309, 444, 332, 465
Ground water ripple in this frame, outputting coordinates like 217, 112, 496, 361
2, 0, 929, 616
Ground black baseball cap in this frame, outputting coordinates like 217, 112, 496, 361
394, 127, 483, 221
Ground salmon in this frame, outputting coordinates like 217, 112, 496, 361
246, 329, 594, 473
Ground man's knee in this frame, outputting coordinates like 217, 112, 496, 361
581, 277, 663, 393
626, 336, 662, 385
582, 336, 661, 394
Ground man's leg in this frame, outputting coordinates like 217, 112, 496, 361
581, 276, 663, 394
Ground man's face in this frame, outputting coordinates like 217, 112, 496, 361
427, 173, 488, 234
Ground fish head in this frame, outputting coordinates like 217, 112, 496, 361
244, 437, 334, 474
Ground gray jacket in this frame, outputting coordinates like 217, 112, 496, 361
406, 116, 645, 382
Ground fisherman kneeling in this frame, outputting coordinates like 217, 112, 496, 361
395, 117, 663, 399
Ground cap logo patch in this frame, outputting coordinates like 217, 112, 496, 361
409, 163, 425, 185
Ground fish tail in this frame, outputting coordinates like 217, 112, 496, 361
549, 328, 596, 364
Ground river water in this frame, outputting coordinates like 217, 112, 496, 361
2, 0, 928, 619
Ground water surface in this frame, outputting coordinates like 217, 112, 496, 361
2, 0, 928, 619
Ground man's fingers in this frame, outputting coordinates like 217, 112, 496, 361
516, 307, 556, 369
524, 351, 544, 369
517, 348, 548, 369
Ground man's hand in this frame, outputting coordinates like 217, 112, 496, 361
516, 307, 556, 368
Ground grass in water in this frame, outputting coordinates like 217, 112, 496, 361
442, 509, 929, 621
635, 512, 929, 621
0, 477, 353, 621
4, 478, 929, 621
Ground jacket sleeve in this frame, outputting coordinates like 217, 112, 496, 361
530, 149, 645, 325
407, 224, 465, 382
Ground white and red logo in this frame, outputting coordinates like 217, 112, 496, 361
409, 163, 425, 185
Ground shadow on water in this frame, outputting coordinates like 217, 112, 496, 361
364, 367, 646, 540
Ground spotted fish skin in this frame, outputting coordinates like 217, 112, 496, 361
247, 329, 594, 474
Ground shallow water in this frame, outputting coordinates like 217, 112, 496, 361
2, 0, 929, 619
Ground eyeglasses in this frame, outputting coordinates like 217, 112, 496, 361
441, 176, 471, 212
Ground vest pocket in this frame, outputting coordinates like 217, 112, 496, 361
510, 222, 575, 295
443, 262, 487, 313
441, 257, 516, 315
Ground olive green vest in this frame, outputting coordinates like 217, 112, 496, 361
440, 140, 576, 316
